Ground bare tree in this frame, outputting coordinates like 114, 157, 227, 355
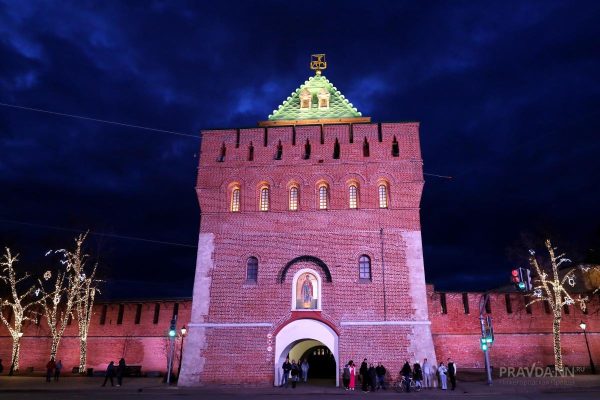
0, 248, 42, 373
527, 239, 587, 373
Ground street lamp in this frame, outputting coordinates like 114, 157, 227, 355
177, 326, 187, 381
580, 321, 596, 374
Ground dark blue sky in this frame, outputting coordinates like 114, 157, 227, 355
1, 1, 599, 299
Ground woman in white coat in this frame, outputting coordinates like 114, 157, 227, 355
438, 362, 448, 390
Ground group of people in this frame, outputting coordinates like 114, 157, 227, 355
400, 358, 457, 391
342, 359, 387, 391
45, 358, 63, 382
280, 358, 310, 388
102, 358, 127, 387
341, 357, 457, 392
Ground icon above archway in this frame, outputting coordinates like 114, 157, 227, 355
296, 272, 318, 309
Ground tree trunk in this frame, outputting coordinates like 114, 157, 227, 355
79, 338, 87, 373
10, 336, 21, 372
553, 315, 563, 374
50, 337, 60, 360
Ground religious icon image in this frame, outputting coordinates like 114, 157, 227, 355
296, 273, 318, 309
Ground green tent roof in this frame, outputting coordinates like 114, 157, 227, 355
267, 74, 363, 121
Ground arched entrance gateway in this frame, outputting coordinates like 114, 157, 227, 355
274, 319, 339, 387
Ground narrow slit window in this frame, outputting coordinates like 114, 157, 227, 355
485, 297, 492, 314
349, 185, 358, 209
260, 187, 269, 211
218, 143, 226, 162
231, 188, 240, 212
248, 142, 254, 161
462, 293, 470, 314
319, 185, 328, 210
505, 294, 513, 314
359, 255, 371, 280
440, 293, 447, 314
378, 184, 388, 208
172, 303, 179, 318
117, 304, 124, 325
275, 141, 282, 160
363, 138, 370, 157
100, 304, 107, 325
333, 138, 340, 159
304, 140, 311, 159
289, 187, 299, 211
135, 304, 142, 324
392, 136, 400, 157
153, 303, 160, 324
246, 257, 258, 283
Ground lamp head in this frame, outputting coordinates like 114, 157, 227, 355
181, 326, 187, 336
580, 321, 587, 331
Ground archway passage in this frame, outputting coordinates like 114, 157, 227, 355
274, 319, 339, 387
301, 345, 336, 380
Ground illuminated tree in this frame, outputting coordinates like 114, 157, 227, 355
527, 239, 587, 373
64, 233, 100, 373
0, 248, 42, 373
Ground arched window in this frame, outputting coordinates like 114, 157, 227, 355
231, 188, 240, 212
260, 187, 269, 211
289, 186, 299, 211
349, 185, 358, 209
246, 257, 258, 283
378, 184, 388, 209
359, 255, 371, 280
318, 184, 328, 210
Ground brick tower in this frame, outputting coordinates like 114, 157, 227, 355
179, 57, 436, 386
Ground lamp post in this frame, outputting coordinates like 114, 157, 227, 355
579, 321, 596, 374
177, 326, 187, 381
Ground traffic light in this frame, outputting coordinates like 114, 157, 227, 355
480, 337, 488, 351
511, 267, 530, 291
169, 318, 176, 337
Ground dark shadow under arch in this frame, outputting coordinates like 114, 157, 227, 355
279, 255, 332, 283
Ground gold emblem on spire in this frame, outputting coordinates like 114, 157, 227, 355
310, 54, 327, 75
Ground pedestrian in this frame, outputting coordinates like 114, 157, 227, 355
0, 358, 4, 375
438, 362, 448, 390
45, 358, 56, 382
422, 358, 432, 389
300, 358, 309, 383
368, 363, 377, 391
431, 363, 438, 388
290, 360, 299, 388
281, 357, 291, 388
375, 362, 386, 390
348, 360, 357, 391
342, 363, 350, 390
54, 360, 63, 381
359, 358, 369, 392
102, 361, 115, 387
116, 358, 126, 386
413, 361, 422, 390
447, 358, 457, 390
401, 360, 412, 392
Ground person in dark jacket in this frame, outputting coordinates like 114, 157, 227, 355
413, 361, 423, 390
447, 358, 457, 390
359, 358, 369, 392
342, 363, 351, 390
116, 358, 126, 386
401, 360, 412, 392
45, 358, 56, 382
54, 360, 63, 381
102, 361, 115, 387
368, 363, 377, 391
281, 357, 291, 388
375, 363, 386, 390
290, 360, 300, 388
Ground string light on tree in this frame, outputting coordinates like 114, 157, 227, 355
526, 239, 587, 374
0, 248, 43, 373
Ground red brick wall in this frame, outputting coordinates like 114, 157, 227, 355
0, 300, 191, 373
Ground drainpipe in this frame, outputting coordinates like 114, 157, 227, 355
380, 228, 387, 321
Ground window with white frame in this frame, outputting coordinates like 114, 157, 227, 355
349, 184, 358, 209
378, 184, 388, 209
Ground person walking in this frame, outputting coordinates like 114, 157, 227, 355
413, 361, 423, 390
438, 362, 448, 390
281, 357, 291, 388
422, 358, 432, 389
300, 358, 309, 383
401, 360, 412, 392
116, 358, 127, 387
447, 358, 457, 390
368, 363, 377, 391
375, 362, 386, 390
359, 358, 369, 392
54, 360, 63, 381
290, 360, 300, 388
45, 358, 56, 383
348, 361, 357, 391
342, 363, 350, 390
102, 361, 116, 387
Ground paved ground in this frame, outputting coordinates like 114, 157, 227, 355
1, 376, 600, 400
